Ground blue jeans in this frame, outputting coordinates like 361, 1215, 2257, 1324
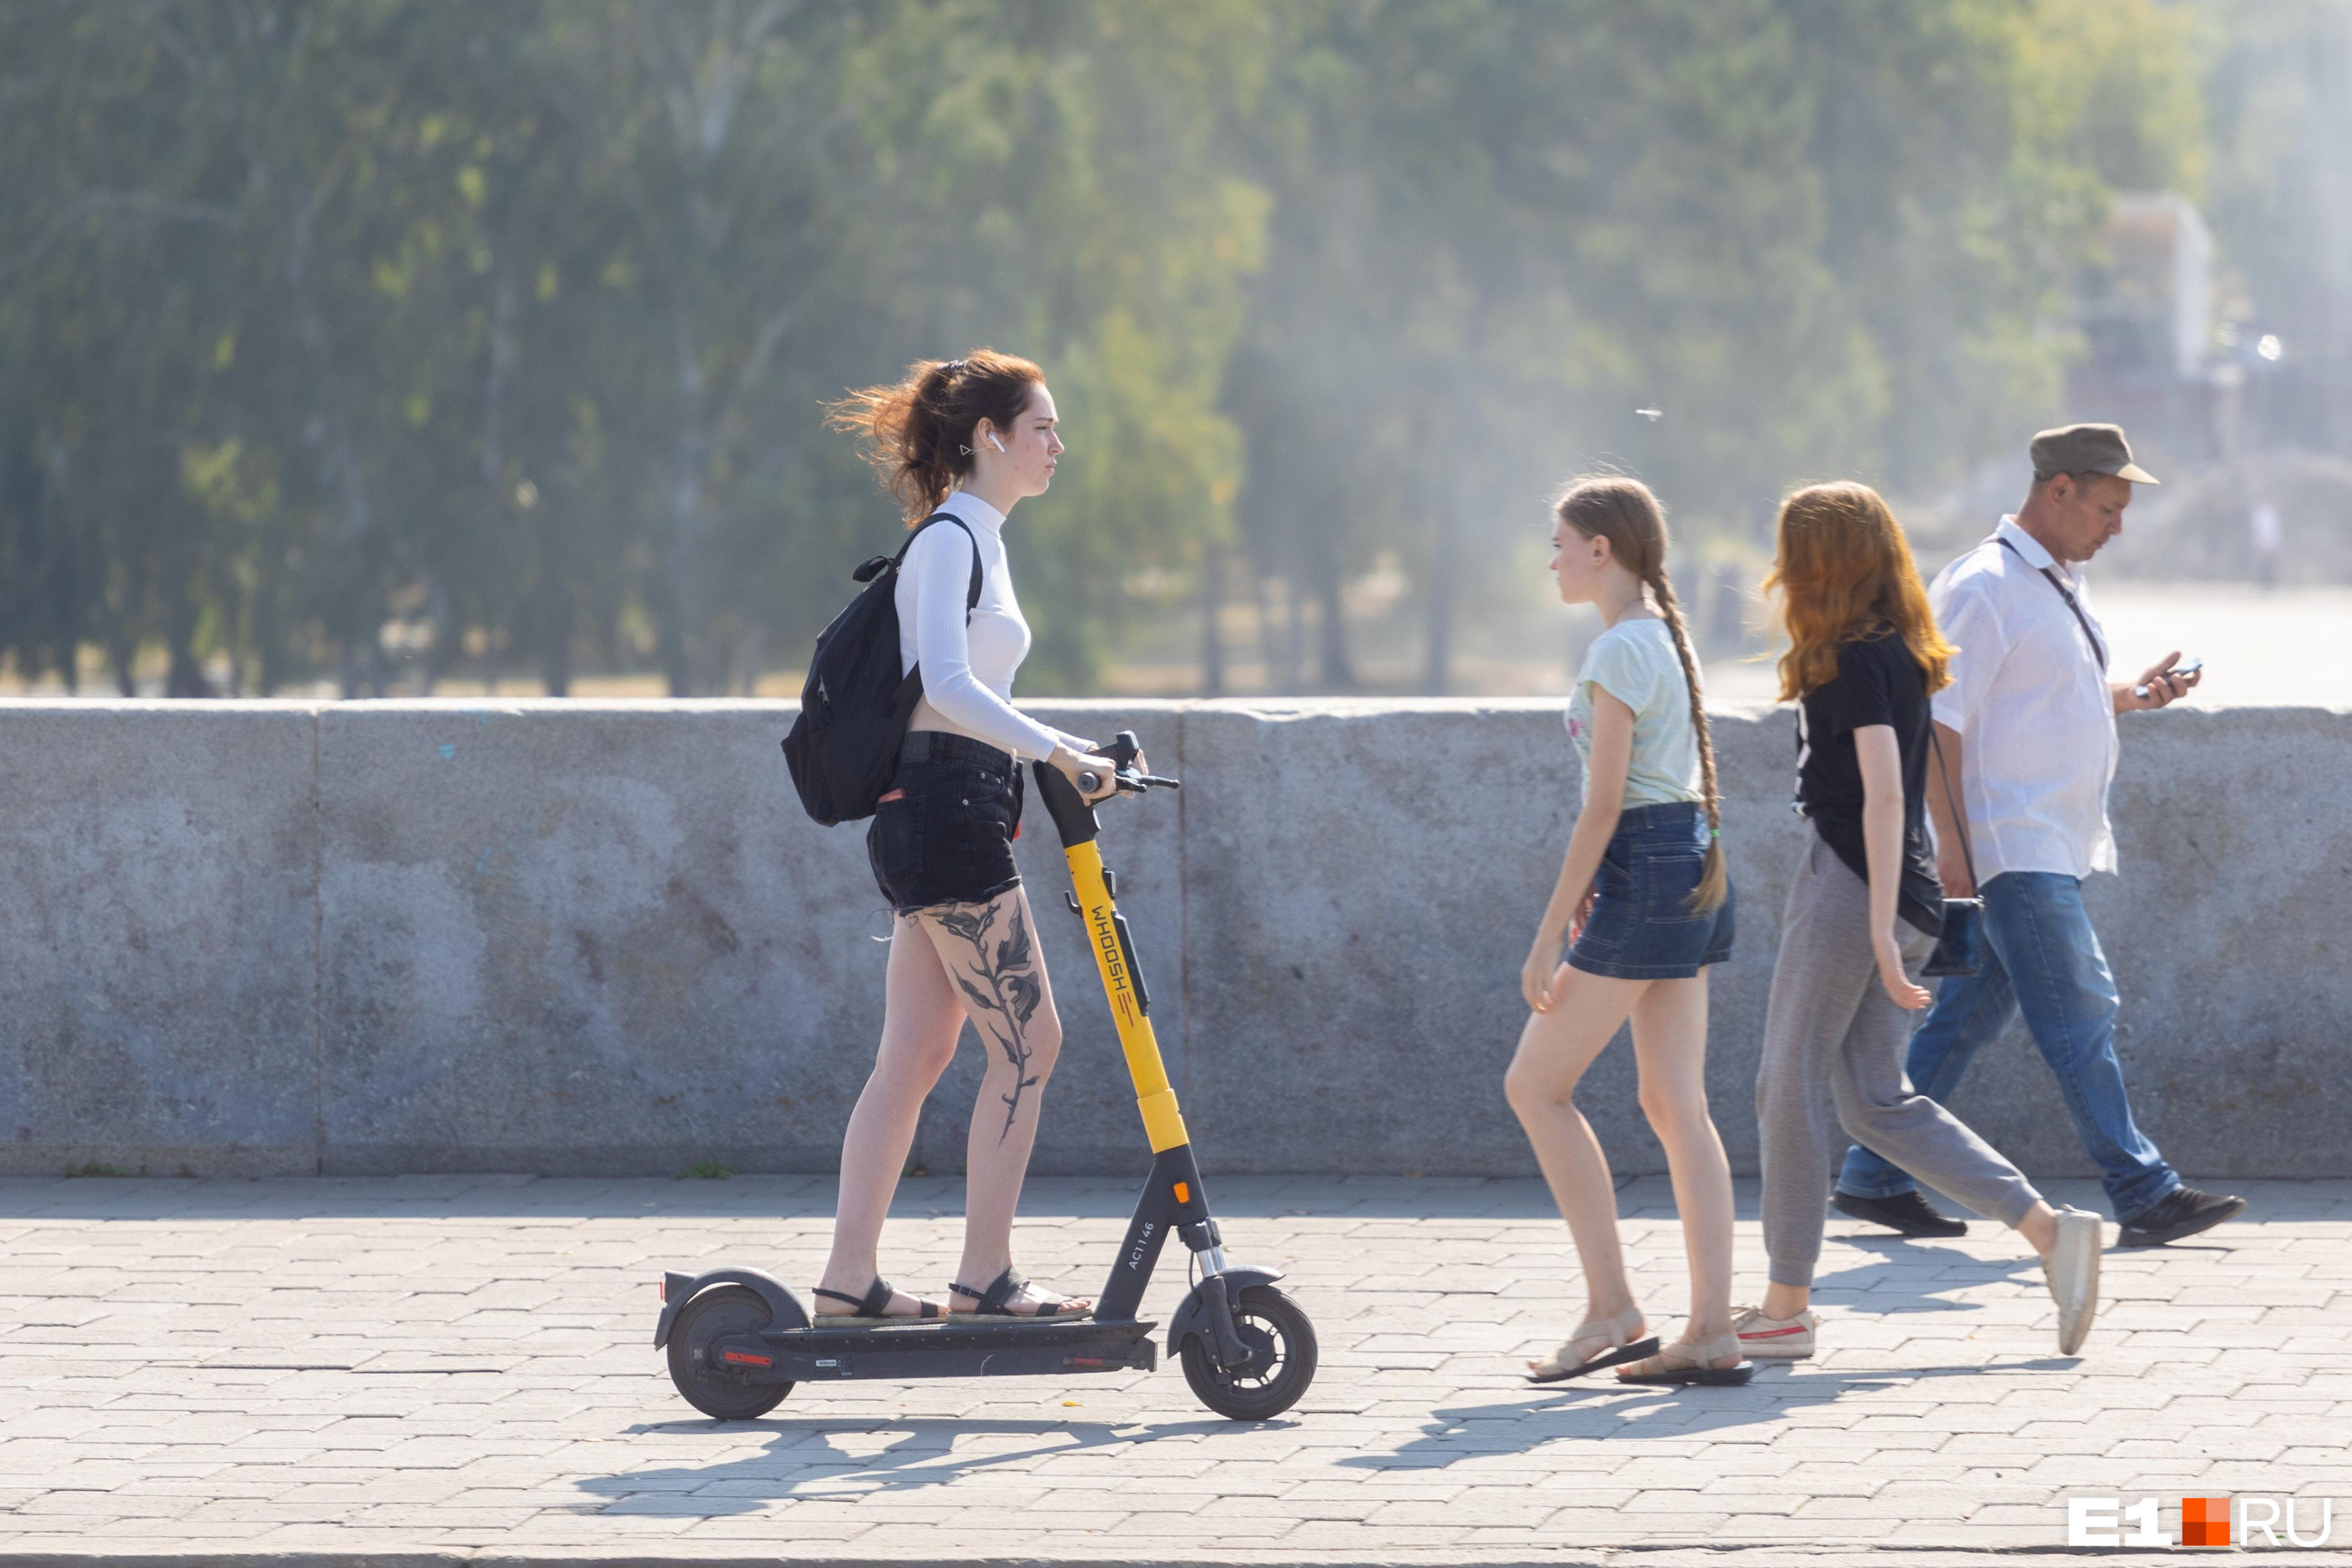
1835, 870, 2180, 1222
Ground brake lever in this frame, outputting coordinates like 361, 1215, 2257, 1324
1075, 768, 1181, 797
1075, 733, 1178, 798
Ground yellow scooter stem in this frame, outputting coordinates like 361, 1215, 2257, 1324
1062, 839, 1189, 1154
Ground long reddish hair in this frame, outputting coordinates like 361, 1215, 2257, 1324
826, 350, 1044, 522
1762, 481, 1954, 701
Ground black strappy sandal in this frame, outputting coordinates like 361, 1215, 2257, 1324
1613, 1333, 1757, 1386
946, 1266, 1090, 1320
811, 1278, 944, 1322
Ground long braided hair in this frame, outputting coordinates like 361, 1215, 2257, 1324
1555, 475, 1728, 913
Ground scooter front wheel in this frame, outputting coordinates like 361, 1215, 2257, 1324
666, 1284, 790, 1421
1179, 1283, 1317, 1421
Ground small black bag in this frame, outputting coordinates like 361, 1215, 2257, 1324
781, 512, 979, 826
1922, 896, 1985, 978
1921, 726, 1984, 978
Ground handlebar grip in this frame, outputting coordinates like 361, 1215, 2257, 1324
1077, 771, 1102, 794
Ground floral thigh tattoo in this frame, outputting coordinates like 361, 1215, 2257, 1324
929, 898, 1044, 1142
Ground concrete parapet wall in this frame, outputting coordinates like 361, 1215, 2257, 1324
2, 698, 2343, 1181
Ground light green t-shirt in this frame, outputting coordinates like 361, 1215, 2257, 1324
1565, 617, 1704, 807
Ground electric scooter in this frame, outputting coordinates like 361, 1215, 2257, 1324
654, 732, 1316, 1422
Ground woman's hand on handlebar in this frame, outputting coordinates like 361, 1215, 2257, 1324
1047, 742, 1119, 804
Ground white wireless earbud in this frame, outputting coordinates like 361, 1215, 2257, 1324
987, 432, 1007, 453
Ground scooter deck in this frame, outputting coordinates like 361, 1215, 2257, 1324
735, 1316, 1159, 1381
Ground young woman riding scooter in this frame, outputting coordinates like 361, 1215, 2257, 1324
1506, 476, 1752, 1387
816, 350, 1127, 1323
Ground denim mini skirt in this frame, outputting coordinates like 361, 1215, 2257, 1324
1566, 800, 1737, 980
865, 730, 1025, 916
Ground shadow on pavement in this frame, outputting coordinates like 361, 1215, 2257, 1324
1343, 1358, 2078, 1468
578, 1414, 1269, 1512
1807, 1235, 2041, 1310
1345, 1383, 1791, 1466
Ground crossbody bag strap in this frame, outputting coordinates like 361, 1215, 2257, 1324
1997, 535, 2105, 670
1926, 722, 1979, 893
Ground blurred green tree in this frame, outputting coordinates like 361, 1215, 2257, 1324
0, 0, 2225, 697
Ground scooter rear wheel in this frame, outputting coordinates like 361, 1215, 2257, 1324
666, 1284, 790, 1421
1179, 1283, 1317, 1421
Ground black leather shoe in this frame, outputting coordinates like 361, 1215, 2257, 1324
2118, 1187, 2244, 1247
1831, 1189, 1968, 1238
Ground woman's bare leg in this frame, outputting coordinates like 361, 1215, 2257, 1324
916, 886, 1089, 1313
1628, 973, 1740, 1367
1504, 965, 1647, 1359
818, 912, 967, 1314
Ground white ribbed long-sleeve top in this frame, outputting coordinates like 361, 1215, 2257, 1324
894, 489, 1084, 762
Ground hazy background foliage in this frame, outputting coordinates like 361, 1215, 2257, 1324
1, 0, 2343, 697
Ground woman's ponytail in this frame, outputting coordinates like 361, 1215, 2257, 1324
827, 349, 1044, 522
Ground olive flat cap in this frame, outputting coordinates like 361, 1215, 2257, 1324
2031, 423, 2159, 485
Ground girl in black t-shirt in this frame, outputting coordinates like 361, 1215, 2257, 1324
1738, 484, 2103, 1363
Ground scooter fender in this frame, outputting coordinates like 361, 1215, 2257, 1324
653, 1267, 808, 1348
1167, 1265, 1284, 1369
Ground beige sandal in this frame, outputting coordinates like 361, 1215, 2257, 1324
1526, 1305, 1656, 1384
1614, 1330, 1755, 1385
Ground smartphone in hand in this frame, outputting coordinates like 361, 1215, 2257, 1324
2134, 655, 2202, 700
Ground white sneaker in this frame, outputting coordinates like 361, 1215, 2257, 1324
2045, 1207, 2103, 1355
1730, 1304, 1817, 1359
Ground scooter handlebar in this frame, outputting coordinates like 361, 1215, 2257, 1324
1077, 768, 1180, 797
1078, 731, 1180, 797
1040, 730, 1176, 849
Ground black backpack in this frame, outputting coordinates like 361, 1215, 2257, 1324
782, 512, 982, 826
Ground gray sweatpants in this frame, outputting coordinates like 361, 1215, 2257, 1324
1757, 837, 2042, 1287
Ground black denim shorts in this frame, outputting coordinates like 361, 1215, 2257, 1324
866, 730, 1025, 915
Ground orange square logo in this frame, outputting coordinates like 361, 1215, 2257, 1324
2183, 1496, 2231, 1547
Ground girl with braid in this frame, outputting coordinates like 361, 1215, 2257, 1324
1508, 475, 1752, 1387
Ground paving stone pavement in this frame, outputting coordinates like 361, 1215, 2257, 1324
1, 1173, 2347, 1567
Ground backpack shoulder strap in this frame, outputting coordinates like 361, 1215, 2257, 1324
896, 511, 985, 617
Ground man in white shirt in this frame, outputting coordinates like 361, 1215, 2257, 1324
1832, 423, 2245, 1249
